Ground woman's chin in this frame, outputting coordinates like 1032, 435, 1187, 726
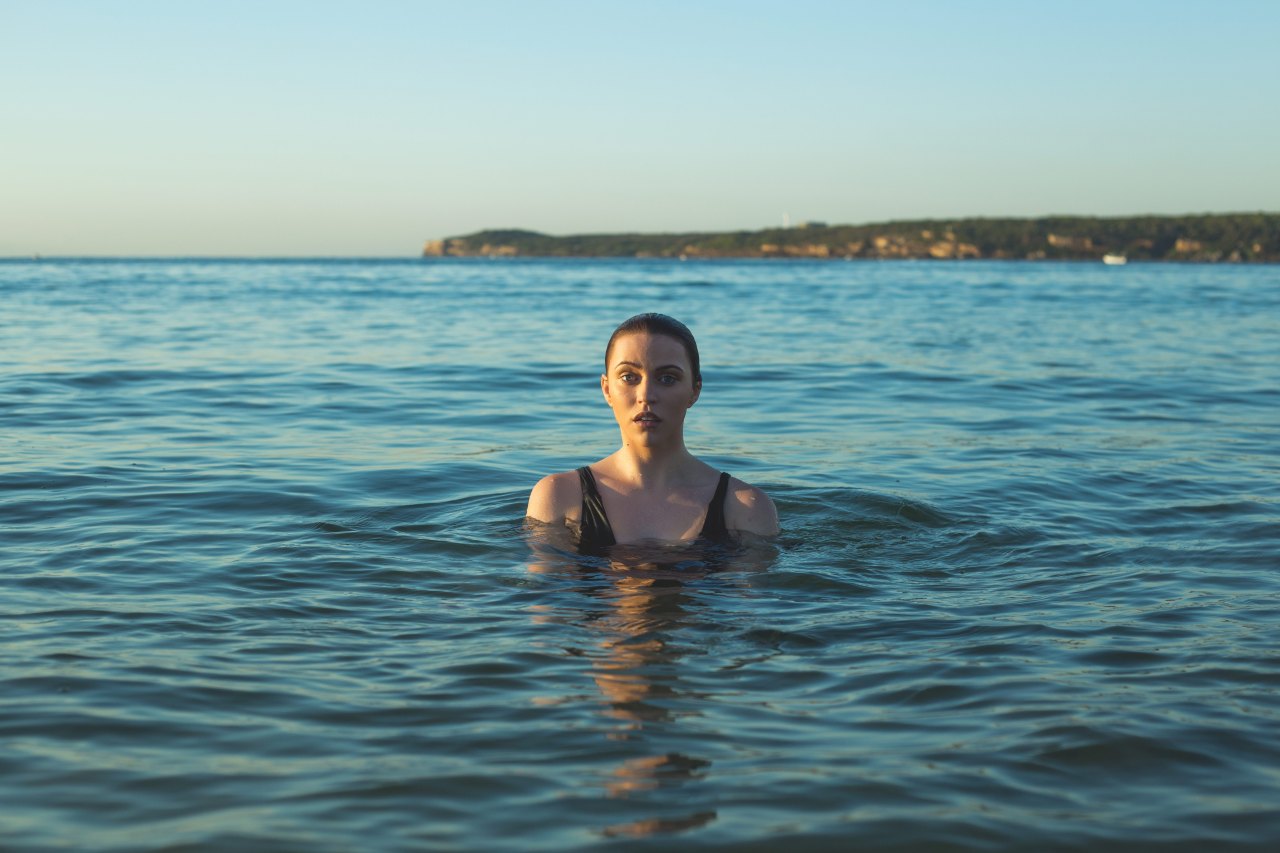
626, 427, 671, 447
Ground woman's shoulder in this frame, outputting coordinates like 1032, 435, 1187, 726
526, 469, 585, 523
724, 475, 780, 537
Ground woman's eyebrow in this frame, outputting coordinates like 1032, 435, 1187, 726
613, 361, 684, 372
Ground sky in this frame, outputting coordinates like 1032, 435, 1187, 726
3, 0, 1278, 256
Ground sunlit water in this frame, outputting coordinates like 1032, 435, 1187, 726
2, 258, 1278, 850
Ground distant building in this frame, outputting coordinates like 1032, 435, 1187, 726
1047, 233, 1094, 250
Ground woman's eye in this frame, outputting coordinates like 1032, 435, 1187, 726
660, 375, 677, 385
620, 373, 638, 383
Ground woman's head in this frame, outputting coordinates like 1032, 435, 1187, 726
604, 314, 701, 387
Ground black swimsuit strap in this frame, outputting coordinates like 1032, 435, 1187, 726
577, 466, 616, 550
698, 472, 731, 540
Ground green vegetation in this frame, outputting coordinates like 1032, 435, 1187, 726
424, 213, 1280, 262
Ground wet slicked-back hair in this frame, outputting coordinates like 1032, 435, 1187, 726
604, 313, 701, 385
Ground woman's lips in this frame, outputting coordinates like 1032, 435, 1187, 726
634, 412, 661, 428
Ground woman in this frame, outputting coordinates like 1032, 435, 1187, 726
526, 313, 778, 550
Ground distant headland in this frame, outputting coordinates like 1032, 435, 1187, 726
424, 213, 1278, 262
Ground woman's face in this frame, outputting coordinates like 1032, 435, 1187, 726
602, 332, 701, 447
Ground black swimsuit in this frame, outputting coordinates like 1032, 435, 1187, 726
576, 466, 731, 553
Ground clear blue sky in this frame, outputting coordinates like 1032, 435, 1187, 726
3, 0, 1277, 256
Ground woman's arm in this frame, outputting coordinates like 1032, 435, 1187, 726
525, 471, 578, 524
525, 472, 582, 573
727, 480, 780, 537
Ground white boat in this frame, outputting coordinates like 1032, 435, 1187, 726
1102, 254, 1127, 265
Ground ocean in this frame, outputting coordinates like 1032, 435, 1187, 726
2, 257, 1278, 850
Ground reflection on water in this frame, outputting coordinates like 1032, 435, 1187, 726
528, 534, 773, 838
593, 576, 695, 734
602, 805, 718, 839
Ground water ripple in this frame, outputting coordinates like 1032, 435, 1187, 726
2, 258, 1278, 849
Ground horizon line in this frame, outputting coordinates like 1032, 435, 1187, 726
8, 210, 1277, 260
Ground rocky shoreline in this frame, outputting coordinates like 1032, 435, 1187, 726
424, 213, 1279, 263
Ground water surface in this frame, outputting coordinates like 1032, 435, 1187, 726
2, 258, 1278, 850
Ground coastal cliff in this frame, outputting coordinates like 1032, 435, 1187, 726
423, 213, 1279, 262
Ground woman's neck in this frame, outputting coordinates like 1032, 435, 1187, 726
609, 443, 700, 489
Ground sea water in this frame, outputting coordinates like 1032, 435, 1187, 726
1, 258, 1278, 850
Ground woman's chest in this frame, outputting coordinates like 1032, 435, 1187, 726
604, 489, 711, 544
